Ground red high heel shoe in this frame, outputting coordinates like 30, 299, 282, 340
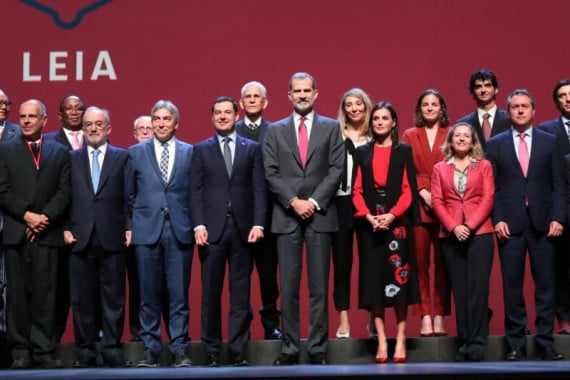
375, 356, 388, 364
393, 344, 407, 363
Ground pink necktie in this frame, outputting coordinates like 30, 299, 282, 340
70, 131, 82, 150
518, 133, 529, 177
298, 117, 308, 168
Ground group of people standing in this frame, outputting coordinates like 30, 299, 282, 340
0, 68, 568, 369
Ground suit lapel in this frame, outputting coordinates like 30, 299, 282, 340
306, 114, 325, 166
285, 115, 302, 168
144, 140, 164, 185
77, 146, 94, 193
97, 145, 116, 193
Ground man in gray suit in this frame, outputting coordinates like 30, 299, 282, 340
263, 72, 344, 365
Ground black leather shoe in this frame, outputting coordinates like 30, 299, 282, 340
454, 351, 467, 362
136, 350, 159, 368
264, 328, 283, 340
35, 355, 64, 369
468, 352, 484, 362
73, 358, 96, 368
106, 357, 132, 368
506, 347, 526, 361
309, 353, 329, 365
173, 352, 192, 367
204, 352, 220, 367
230, 352, 250, 367
11, 357, 31, 370
540, 346, 565, 361
273, 353, 298, 365
130, 335, 142, 342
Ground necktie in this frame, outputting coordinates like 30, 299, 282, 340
565, 121, 570, 143
223, 137, 233, 176
298, 117, 308, 168
518, 133, 529, 177
70, 131, 82, 150
91, 149, 101, 192
30, 142, 40, 158
159, 142, 169, 184
247, 123, 258, 131
482, 113, 491, 141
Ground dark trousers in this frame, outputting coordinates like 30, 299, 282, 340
553, 232, 570, 323
136, 219, 193, 355
277, 225, 331, 356
126, 247, 141, 339
331, 195, 354, 311
70, 229, 126, 363
199, 217, 253, 355
250, 230, 280, 332
53, 245, 70, 342
5, 243, 58, 360
499, 213, 557, 350
441, 233, 493, 354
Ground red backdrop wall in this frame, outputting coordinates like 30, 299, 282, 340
3, 0, 568, 342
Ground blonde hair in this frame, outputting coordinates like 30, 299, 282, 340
337, 88, 373, 139
441, 122, 484, 161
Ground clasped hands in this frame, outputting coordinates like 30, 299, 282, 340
24, 211, 49, 243
367, 213, 395, 232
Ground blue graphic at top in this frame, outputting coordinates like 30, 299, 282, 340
21, 0, 112, 29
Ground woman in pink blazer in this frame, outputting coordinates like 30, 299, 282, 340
431, 122, 495, 362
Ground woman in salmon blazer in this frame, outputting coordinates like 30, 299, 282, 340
431, 122, 495, 362
401, 89, 451, 336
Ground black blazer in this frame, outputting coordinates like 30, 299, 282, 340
538, 118, 570, 155
1, 121, 20, 141
456, 108, 511, 150
44, 128, 73, 150
67, 144, 129, 252
0, 135, 70, 246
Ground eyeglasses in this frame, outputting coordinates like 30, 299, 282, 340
136, 126, 153, 132
0, 100, 11, 108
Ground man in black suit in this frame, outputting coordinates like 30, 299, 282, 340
457, 69, 510, 150
0, 99, 70, 369
44, 94, 86, 343
235, 81, 282, 340
486, 89, 566, 361
263, 72, 344, 365
0, 88, 20, 368
190, 96, 266, 366
537, 79, 570, 335
65, 106, 131, 368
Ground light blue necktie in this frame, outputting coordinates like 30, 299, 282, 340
92, 149, 101, 192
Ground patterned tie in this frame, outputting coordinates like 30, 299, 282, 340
518, 133, 529, 177
298, 117, 308, 168
91, 149, 101, 192
70, 131, 82, 150
565, 121, 570, 143
223, 137, 233, 176
159, 142, 169, 184
482, 113, 491, 141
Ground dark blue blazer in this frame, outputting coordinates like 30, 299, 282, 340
125, 138, 194, 245
537, 118, 570, 155
189, 134, 266, 243
44, 128, 73, 150
457, 108, 511, 150
67, 144, 129, 252
486, 127, 566, 234
1, 121, 20, 141
0, 135, 70, 246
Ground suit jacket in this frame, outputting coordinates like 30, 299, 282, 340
401, 125, 449, 223
44, 128, 73, 150
125, 138, 194, 245
0, 135, 70, 246
0, 121, 20, 141
456, 108, 511, 150
486, 128, 566, 234
235, 118, 270, 143
538, 118, 570, 155
262, 112, 344, 234
189, 134, 266, 243
68, 144, 129, 252
431, 159, 495, 237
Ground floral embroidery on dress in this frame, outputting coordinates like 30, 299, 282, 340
395, 263, 411, 285
385, 284, 400, 298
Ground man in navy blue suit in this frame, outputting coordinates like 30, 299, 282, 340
235, 81, 282, 340
190, 96, 266, 366
537, 79, 570, 335
65, 106, 131, 368
126, 100, 194, 368
486, 89, 566, 361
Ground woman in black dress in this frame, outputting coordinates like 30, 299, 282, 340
352, 102, 420, 363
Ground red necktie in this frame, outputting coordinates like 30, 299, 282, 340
298, 117, 308, 168
482, 113, 491, 141
518, 132, 529, 177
